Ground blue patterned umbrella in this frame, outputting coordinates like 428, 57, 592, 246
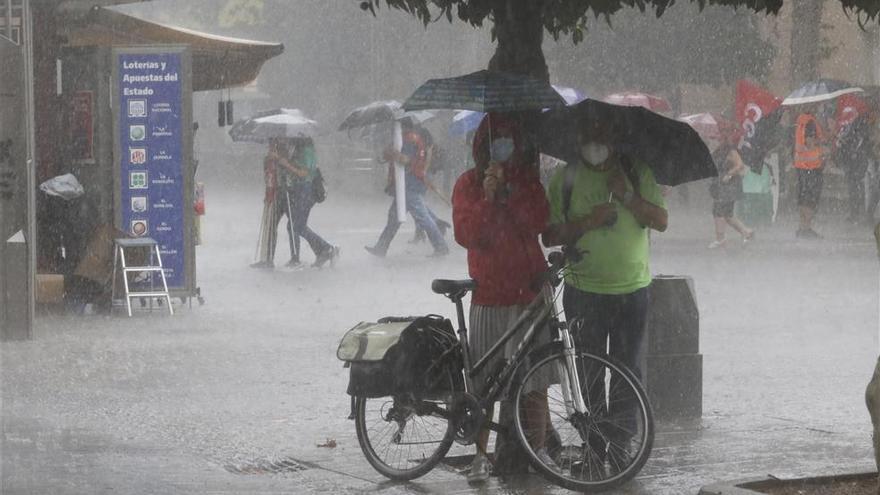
403, 70, 566, 113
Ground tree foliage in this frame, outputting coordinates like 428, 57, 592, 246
360, 0, 880, 44
548, 2, 775, 96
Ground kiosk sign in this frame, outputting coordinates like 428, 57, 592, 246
117, 52, 186, 289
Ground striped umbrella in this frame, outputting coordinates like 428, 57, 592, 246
782, 79, 863, 106
403, 70, 566, 113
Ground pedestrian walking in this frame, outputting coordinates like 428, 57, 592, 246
452, 113, 555, 483
544, 115, 668, 469
409, 135, 452, 244
835, 113, 875, 223
793, 105, 830, 239
365, 121, 449, 257
286, 137, 340, 268
252, 138, 296, 269
708, 137, 754, 249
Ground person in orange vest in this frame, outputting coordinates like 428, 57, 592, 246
793, 105, 830, 239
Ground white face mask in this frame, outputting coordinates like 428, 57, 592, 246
581, 142, 610, 166
490, 137, 515, 163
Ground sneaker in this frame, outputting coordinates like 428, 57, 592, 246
535, 448, 562, 474
467, 453, 490, 484
364, 245, 386, 258
313, 246, 339, 268
249, 260, 274, 269
285, 258, 301, 268
742, 230, 755, 244
329, 246, 341, 267
707, 239, 726, 249
437, 219, 451, 237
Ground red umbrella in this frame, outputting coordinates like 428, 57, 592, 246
679, 113, 742, 145
604, 92, 671, 112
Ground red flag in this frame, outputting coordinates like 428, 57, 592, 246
735, 80, 782, 144
835, 93, 869, 129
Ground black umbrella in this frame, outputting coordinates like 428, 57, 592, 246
402, 70, 566, 113
338, 100, 435, 134
782, 79, 863, 106
540, 99, 716, 187
338, 100, 402, 131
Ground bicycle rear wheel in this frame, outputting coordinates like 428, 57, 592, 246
513, 348, 654, 492
354, 368, 458, 480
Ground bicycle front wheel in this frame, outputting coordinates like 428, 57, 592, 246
513, 349, 654, 492
354, 368, 459, 480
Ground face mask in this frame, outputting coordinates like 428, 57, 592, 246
581, 142, 610, 166
490, 138, 515, 163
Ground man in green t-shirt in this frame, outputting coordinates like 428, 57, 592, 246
543, 118, 667, 462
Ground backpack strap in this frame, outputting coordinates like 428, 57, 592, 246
561, 162, 578, 222
619, 154, 641, 196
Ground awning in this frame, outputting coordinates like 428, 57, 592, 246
62, 7, 283, 91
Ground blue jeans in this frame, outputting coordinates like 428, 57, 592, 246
374, 188, 448, 254
288, 183, 331, 258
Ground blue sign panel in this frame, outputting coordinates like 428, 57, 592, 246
118, 53, 186, 289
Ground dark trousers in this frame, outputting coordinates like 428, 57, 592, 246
845, 159, 869, 219
289, 182, 331, 258
563, 285, 649, 444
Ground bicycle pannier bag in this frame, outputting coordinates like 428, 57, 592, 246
337, 315, 461, 397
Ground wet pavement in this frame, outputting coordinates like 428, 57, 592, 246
3, 186, 878, 494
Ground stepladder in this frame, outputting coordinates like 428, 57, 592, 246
111, 237, 173, 317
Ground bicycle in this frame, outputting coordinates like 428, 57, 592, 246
349, 251, 654, 492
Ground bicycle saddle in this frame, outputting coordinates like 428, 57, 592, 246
431, 279, 477, 296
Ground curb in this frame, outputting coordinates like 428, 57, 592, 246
699, 472, 877, 494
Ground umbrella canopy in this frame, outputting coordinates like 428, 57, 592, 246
228, 108, 318, 144
338, 100, 402, 131
448, 84, 586, 137
552, 85, 588, 106
679, 113, 742, 144
678, 113, 724, 141
604, 92, 671, 112
448, 110, 485, 137
540, 99, 715, 187
403, 69, 566, 113
338, 100, 435, 132
782, 79, 864, 106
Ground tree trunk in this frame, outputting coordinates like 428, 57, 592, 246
789, 0, 823, 86
488, 0, 548, 82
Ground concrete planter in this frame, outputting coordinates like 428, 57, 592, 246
699, 472, 877, 494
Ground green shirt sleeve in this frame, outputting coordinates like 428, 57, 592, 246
548, 166, 565, 225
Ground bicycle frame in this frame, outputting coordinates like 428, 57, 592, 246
448, 280, 589, 431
